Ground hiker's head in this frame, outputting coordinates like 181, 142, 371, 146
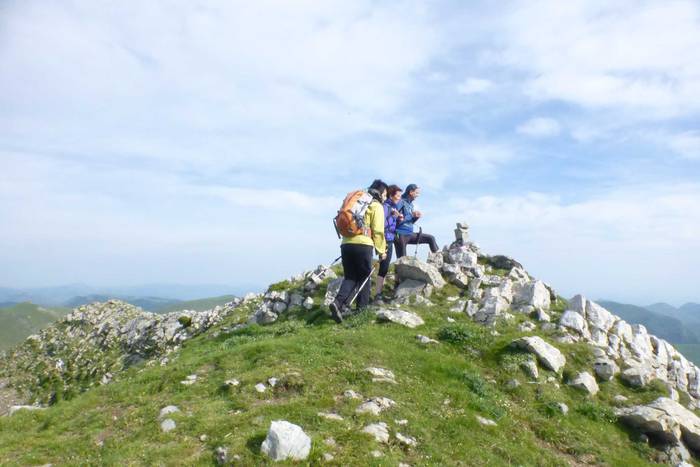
368, 179, 388, 202
387, 185, 402, 203
404, 184, 420, 200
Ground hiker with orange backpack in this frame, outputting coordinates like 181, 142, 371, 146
330, 179, 388, 323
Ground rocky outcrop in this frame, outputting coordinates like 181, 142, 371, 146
617, 398, 700, 459
1, 299, 243, 404
395, 256, 446, 288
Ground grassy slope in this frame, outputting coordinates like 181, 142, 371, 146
0, 285, 667, 466
0, 303, 71, 351
154, 295, 238, 314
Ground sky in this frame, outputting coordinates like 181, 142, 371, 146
1, 0, 699, 305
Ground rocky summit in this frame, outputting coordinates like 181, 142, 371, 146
0, 222, 699, 465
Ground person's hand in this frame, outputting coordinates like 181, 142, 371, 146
413, 210, 422, 218
398, 214, 404, 221
380, 253, 387, 260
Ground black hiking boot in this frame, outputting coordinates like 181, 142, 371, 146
329, 301, 344, 324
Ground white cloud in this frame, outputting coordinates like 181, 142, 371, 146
516, 117, 561, 138
457, 77, 493, 95
667, 131, 700, 160
495, 0, 700, 118
436, 184, 700, 303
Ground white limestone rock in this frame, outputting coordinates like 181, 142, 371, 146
511, 336, 566, 373
376, 308, 424, 329
260, 420, 312, 461
161, 418, 176, 432
394, 256, 446, 288
356, 397, 396, 416
559, 310, 588, 335
594, 359, 620, 382
568, 371, 599, 395
159, 406, 180, 419
362, 422, 390, 443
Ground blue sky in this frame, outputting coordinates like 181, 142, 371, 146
1, 0, 699, 305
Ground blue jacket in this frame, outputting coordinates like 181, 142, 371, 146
395, 197, 419, 236
383, 199, 400, 242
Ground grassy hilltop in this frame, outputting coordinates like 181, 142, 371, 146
0, 270, 672, 466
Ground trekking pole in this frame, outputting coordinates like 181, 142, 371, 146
347, 263, 378, 309
414, 227, 423, 258
330, 255, 342, 266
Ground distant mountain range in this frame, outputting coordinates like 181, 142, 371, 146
0, 283, 260, 309
598, 301, 699, 344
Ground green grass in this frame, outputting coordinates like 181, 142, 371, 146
0, 287, 668, 466
0, 303, 71, 352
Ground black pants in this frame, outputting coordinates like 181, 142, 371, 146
377, 241, 394, 278
335, 243, 374, 309
395, 232, 439, 258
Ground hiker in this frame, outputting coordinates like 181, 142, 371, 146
395, 183, 439, 258
374, 184, 403, 302
330, 180, 388, 323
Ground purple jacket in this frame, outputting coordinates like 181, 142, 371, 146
383, 200, 399, 242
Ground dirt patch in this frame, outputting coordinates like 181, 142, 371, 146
0, 378, 26, 416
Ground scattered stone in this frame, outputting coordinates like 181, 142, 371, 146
268, 377, 278, 387
8, 405, 45, 416
593, 359, 620, 382
362, 422, 390, 443
614, 395, 629, 403
622, 366, 653, 388
260, 420, 312, 461
446, 317, 456, 323
303, 297, 314, 310
395, 419, 409, 425
323, 453, 335, 462
324, 437, 337, 447
317, 412, 344, 421
255, 383, 267, 393
396, 432, 417, 447
521, 360, 539, 380
200, 434, 208, 442
476, 415, 497, 426
343, 390, 362, 400
181, 374, 198, 385
224, 379, 240, 387
365, 367, 396, 383
557, 403, 569, 415
416, 335, 439, 345
505, 379, 521, 390
356, 397, 396, 416
568, 372, 599, 395
371, 450, 383, 458
159, 406, 180, 419
161, 418, 176, 433
376, 308, 424, 329
511, 336, 566, 373
214, 446, 229, 465
518, 322, 536, 332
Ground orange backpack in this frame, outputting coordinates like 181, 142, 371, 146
333, 190, 374, 238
